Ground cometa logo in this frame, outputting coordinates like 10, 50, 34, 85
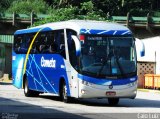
41, 56, 56, 68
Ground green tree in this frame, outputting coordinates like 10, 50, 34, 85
0, 0, 15, 12
7, 0, 52, 14
49, 0, 87, 8
33, 1, 107, 26
1, 0, 160, 16
92, 0, 158, 16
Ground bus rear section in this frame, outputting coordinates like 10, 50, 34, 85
12, 29, 70, 98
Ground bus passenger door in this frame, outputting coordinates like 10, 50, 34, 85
66, 29, 79, 98
12, 35, 26, 89
12, 53, 25, 89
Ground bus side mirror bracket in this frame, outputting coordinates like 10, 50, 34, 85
71, 35, 81, 56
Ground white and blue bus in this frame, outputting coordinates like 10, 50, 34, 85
12, 20, 144, 105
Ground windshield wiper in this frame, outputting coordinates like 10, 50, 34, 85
82, 70, 109, 78
97, 56, 109, 77
97, 54, 125, 78
115, 56, 126, 78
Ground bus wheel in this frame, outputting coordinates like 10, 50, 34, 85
24, 78, 32, 97
24, 78, 39, 97
61, 81, 70, 103
108, 98, 119, 106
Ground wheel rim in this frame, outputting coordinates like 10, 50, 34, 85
63, 83, 67, 100
24, 80, 28, 94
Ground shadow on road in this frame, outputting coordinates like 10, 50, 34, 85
0, 97, 90, 119
119, 98, 160, 108
79, 98, 160, 108
1, 84, 160, 110
0, 82, 12, 85
40, 95, 160, 108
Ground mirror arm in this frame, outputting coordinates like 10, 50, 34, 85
71, 35, 81, 56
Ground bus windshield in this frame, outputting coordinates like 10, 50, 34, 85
80, 35, 137, 78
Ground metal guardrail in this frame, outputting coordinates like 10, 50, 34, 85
0, 35, 13, 43
0, 12, 50, 26
0, 12, 160, 29
110, 12, 160, 29
111, 16, 160, 24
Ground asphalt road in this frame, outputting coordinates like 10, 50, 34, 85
0, 83, 160, 119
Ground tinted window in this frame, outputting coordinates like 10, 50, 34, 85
67, 29, 78, 68
14, 30, 66, 59
14, 35, 27, 54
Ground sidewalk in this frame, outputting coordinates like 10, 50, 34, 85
138, 88, 160, 93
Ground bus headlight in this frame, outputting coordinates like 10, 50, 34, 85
81, 89, 86, 94
127, 81, 137, 87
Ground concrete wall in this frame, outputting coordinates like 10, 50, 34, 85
0, 43, 12, 78
138, 36, 160, 74
0, 23, 28, 35
0, 44, 5, 78
4, 44, 12, 77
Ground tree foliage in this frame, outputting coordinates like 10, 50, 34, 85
33, 1, 107, 26
50, 0, 160, 16
0, 0, 15, 12
1, 0, 160, 25
3, 0, 160, 15
91, 0, 159, 16
7, 0, 52, 14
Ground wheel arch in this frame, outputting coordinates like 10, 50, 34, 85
59, 75, 70, 96
59, 77, 65, 95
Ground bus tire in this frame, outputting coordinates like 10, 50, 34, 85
108, 98, 119, 106
61, 81, 70, 103
24, 77, 39, 97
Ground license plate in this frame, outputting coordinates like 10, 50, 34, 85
106, 91, 116, 96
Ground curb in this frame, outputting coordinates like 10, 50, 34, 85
0, 79, 12, 83
138, 89, 160, 93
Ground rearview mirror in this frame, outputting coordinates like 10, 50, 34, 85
71, 35, 81, 56
135, 38, 145, 57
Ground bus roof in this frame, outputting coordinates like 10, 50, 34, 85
14, 20, 132, 36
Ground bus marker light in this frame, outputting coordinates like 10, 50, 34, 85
79, 35, 85, 41
79, 35, 85, 44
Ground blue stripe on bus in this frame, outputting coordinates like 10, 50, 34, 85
14, 27, 52, 35
80, 29, 132, 36
78, 74, 137, 86
12, 53, 71, 96
26, 54, 70, 95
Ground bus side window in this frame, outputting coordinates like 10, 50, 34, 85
40, 33, 49, 53
47, 31, 57, 53
14, 35, 24, 54
20, 35, 28, 53
29, 33, 39, 54
56, 30, 66, 59
14, 36, 20, 53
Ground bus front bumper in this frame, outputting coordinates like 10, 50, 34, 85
78, 81, 137, 99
